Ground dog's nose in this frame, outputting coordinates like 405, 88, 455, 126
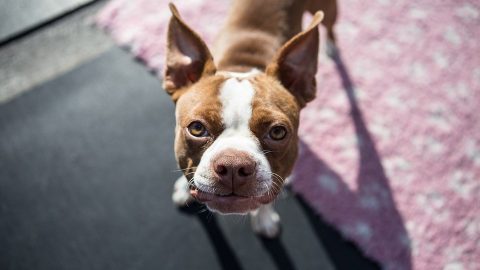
212, 149, 256, 190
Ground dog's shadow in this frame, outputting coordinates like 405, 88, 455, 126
291, 51, 412, 269
257, 236, 296, 270
179, 201, 296, 270
179, 203, 244, 270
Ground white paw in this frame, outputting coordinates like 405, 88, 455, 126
172, 175, 194, 206
284, 176, 293, 186
250, 204, 281, 238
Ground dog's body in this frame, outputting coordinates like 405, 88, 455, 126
165, 0, 337, 237
213, 0, 337, 72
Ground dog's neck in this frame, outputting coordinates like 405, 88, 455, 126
213, 0, 307, 73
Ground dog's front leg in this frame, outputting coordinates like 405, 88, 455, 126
250, 203, 281, 238
172, 175, 194, 206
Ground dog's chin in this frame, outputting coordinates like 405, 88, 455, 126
190, 189, 274, 214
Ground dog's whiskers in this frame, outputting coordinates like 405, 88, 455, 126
171, 166, 198, 173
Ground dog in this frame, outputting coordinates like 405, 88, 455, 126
164, 0, 337, 238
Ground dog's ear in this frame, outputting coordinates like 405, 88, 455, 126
163, 3, 216, 101
266, 12, 323, 108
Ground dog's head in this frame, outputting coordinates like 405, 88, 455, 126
164, 4, 323, 214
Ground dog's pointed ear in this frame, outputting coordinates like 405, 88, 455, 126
266, 11, 323, 107
163, 3, 216, 101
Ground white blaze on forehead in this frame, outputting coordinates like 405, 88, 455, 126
193, 71, 272, 196
220, 78, 255, 130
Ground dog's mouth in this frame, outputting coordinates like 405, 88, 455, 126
190, 188, 273, 214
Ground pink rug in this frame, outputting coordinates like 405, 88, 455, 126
97, 1, 480, 269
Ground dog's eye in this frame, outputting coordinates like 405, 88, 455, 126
188, 121, 209, 137
269, 126, 287, 140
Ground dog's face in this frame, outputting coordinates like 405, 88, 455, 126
174, 73, 300, 214
164, 5, 322, 214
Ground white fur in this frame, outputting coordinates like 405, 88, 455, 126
219, 78, 255, 130
250, 203, 281, 238
172, 175, 193, 206
193, 73, 272, 196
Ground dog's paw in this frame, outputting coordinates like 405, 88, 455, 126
251, 205, 281, 238
172, 175, 194, 206
284, 176, 293, 187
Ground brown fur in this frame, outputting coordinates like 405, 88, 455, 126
174, 75, 225, 176
249, 74, 301, 194
164, 0, 337, 208
213, 0, 337, 72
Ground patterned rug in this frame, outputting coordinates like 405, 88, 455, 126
96, 0, 480, 269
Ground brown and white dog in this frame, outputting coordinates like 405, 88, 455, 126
164, 0, 337, 237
